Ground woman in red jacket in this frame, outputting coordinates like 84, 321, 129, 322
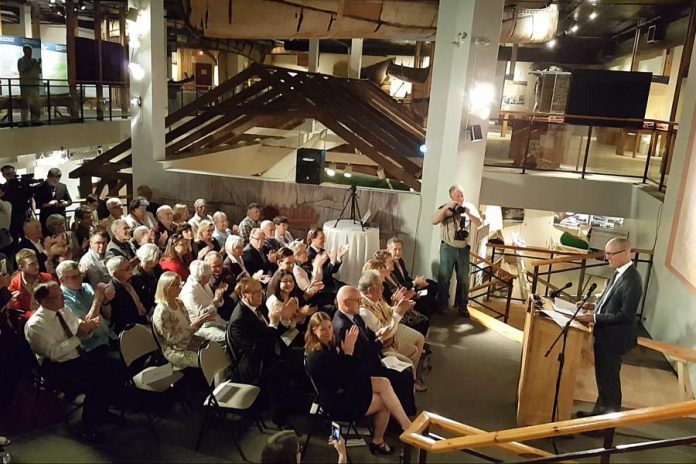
9, 248, 54, 320
159, 234, 190, 281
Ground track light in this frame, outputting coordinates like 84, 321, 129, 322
547, 39, 557, 49
570, 24, 579, 34
343, 165, 352, 178
325, 162, 336, 177
589, 11, 598, 20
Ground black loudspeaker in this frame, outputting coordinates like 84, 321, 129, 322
296, 148, 325, 185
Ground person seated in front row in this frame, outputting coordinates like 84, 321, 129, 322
204, 251, 237, 320
9, 248, 54, 320
159, 233, 190, 280
104, 256, 148, 334
179, 260, 228, 343
79, 232, 110, 288
24, 282, 123, 441
243, 228, 276, 282
386, 237, 442, 316
130, 243, 163, 315
105, 219, 136, 261
57, 260, 118, 356
332, 286, 416, 417
306, 228, 348, 292
358, 270, 427, 392
152, 271, 214, 369
305, 312, 413, 455
363, 259, 429, 337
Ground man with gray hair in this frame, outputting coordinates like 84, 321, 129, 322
205, 251, 237, 320
105, 219, 136, 261
105, 256, 147, 334
212, 211, 235, 250
188, 199, 213, 234
576, 237, 643, 416
105, 198, 123, 233
154, 204, 176, 249
260, 220, 281, 253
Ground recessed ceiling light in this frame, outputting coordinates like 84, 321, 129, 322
547, 39, 557, 49
570, 24, 579, 33
589, 11, 598, 20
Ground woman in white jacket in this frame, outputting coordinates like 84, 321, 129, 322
179, 260, 228, 343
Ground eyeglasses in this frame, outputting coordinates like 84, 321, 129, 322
343, 297, 361, 303
63, 274, 82, 280
605, 249, 626, 258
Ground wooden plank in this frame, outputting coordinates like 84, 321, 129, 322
70, 138, 132, 177
468, 307, 523, 344
638, 337, 696, 363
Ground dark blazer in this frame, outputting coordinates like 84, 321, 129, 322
130, 264, 162, 313
593, 264, 643, 354
223, 256, 248, 282
332, 310, 382, 377
242, 244, 273, 276
105, 238, 136, 261
15, 237, 48, 273
34, 181, 72, 226
263, 238, 282, 254
210, 267, 238, 320
392, 258, 414, 288
107, 278, 147, 334
226, 300, 280, 384
308, 246, 342, 289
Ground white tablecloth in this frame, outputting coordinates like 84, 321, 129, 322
323, 219, 380, 286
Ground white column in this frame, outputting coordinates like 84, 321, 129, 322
308, 39, 320, 73
348, 38, 363, 78
19, 4, 32, 38
414, 0, 504, 278
130, 0, 168, 191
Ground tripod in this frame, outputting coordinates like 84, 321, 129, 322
334, 184, 364, 230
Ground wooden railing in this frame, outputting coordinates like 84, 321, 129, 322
468, 251, 516, 322
401, 400, 696, 463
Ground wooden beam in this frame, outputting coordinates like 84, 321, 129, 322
31, 0, 41, 39
94, 0, 104, 120
70, 139, 132, 177
65, 0, 78, 118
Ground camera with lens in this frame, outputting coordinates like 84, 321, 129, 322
450, 205, 470, 241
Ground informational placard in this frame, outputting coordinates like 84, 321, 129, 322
0, 36, 67, 96
40, 42, 68, 81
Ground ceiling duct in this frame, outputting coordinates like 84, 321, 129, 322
501, 4, 558, 44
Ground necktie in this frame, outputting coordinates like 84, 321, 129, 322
596, 271, 619, 314
56, 310, 74, 339
254, 307, 267, 324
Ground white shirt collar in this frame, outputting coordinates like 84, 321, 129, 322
616, 261, 632, 277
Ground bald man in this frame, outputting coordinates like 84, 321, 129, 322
576, 237, 642, 416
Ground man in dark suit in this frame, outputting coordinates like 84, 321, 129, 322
104, 256, 147, 334
577, 237, 642, 416
307, 228, 348, 291
34, 168, 72, 233
16, 218, 48, 273
242, 228, 276, 278
226, 277, 295, 426
387, 236, 442, 316
333, 285, 416, 415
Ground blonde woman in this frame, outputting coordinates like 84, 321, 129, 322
152, 271, 216, 369
193, 219, 221, 256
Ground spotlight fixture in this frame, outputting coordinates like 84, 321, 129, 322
419, 144, 427, 154
570, 24, 579, 34
343, 165, 353, 178
589, 11, 598, 20
376, 166, 386, 180
547, 39, 557, 49
325, 162, 336, 177
128, 63, 145, 81
469, 82, 495, 120
130, 96, 142, 107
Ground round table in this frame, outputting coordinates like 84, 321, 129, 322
322, 219, 380, 286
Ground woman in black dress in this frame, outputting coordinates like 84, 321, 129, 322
305, 312, 412, 455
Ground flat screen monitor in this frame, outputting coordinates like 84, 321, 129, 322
565, 69, 652, 128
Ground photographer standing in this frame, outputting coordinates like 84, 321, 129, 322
431, 185, 481, 317
1, 165, 33, 241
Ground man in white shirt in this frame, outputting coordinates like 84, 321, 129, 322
188, 199, 213, 234
24, 282, 116, 441
212, 211, 237, 250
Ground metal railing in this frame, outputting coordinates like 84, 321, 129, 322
468, 251, 516, 323
0, 78, 132, 127
485, 111, 677, 192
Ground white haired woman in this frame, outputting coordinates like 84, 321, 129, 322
152, 271, 216, 369
179, 260, 228, 343
130, 243, 163, 314
223, 235, 252, 282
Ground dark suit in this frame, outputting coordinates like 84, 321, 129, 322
15, 237, 48, 273
105, 238, 136, 261
223, 256, 248, 282
308, 245, 344, 290
242, 244, 273, 276
391, 258, 441, 318
592, 263, 642, 413
34, 181, 72, 231
107, 278, 147, 334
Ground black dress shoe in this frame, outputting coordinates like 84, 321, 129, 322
576, 410, 605, 418
458, 306, 470, 318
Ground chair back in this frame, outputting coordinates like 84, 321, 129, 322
119, 323, 158, 367
198, 341, 231, 388
304, 356, 321, 398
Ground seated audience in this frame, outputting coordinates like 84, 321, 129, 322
24, 282, 120, 441
9, 248, 54, 320
45, 241, 71, 277
159, 233, 190, 280
332, 286, 416, 416
289, 241, 324, 292
188, 199, 213, 233
124, 197, 157, 230
307, 228, 348, 291
204, 251, 237, 320
152, 271, 213, 369
212, 211, 233, 250
266, 269, 315, 336
194, 219, 221, 255
223, 235, 251, 282
105, 197, 124, 232
130, 244, 163, 314
131, 225, 153, 250
176, 223, 196, 264
179, 260, 228, 343
71, 206, 94, 259
172, 203, 190, 227
105, 219, 136, 261
273, 216, 294, 246
104, 256, 148, 334
305, 312, 413, 455
226, 277, 296, 426
79, 232, 110, 288
359, 270, 426, 391
154, 205, 176, 249
136, 185, 160, 216
260, 220, 281, 252
57, 260, 117, 355
261, 430, 347, 464
17, 218, 48, 272
238, 202, 261, 244
386, 238, 442, 316
243, 228, 276, 279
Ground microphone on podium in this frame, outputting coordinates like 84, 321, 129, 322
549, 282, 573, 299
585, 282, 598, 298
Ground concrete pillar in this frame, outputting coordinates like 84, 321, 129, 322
130, 0, 168, 191
348, 38, 363, 79
308, 39, 320, 73
19, 3, 32, 38
414, 0, 505, 278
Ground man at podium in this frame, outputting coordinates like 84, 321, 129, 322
576, 237, 643, 416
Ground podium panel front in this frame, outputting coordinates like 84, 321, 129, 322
517, 303, 589, 426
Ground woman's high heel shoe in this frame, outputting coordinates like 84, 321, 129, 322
369, 441, 394, 455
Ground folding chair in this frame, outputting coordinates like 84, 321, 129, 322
196, 341, 261, 462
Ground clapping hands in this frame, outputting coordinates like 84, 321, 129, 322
341, 325, 359, 355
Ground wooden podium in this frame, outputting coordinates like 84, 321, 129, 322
517, 299, 590, 426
